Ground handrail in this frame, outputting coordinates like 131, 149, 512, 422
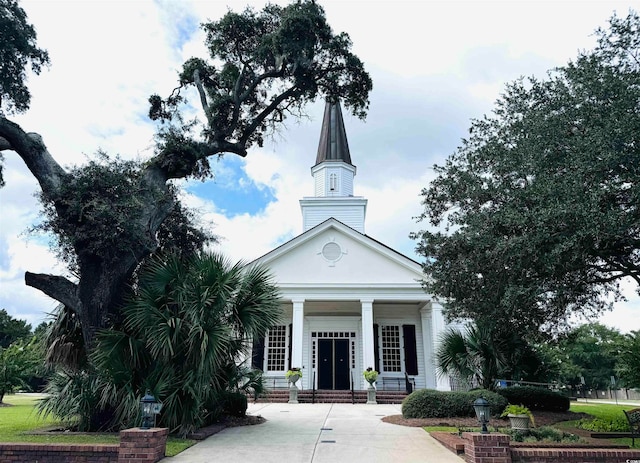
351, 370, 355, 404
404, 372, 414, 394
312, 370, 316, 404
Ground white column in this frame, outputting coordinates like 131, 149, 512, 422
430, 301, 450, 391
291, 299, 305, 375
420, 305, 436, 389
361, 298, 375, 389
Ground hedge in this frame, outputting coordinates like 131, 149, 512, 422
496, 386, 569, 412
401, 389, 508, 419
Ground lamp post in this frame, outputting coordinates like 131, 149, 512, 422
473, 397, 491, 434
140, 390, 162, 429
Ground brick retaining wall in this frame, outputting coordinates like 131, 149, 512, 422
0, 443, 119, 463
511, 447, 640, 463
461, 432, 640, 463
0, 427, 168, 463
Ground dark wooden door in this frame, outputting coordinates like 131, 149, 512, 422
334, 339, 350, 390
318, 339, 333, 389
318, 339, 350, 390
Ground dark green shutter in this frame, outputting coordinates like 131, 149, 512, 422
373, 324, 380, 372
403, 324, 418, 375
252, 336, 265, 370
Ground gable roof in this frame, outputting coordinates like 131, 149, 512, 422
249, 217, 423, 278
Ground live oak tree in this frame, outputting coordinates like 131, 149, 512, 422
413, 11, 639, 336
0, 0, 49, 187
0, 1, 372, 349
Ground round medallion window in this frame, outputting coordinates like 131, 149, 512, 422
322, 242, 342, 261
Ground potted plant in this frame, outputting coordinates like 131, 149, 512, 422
285, 367, 302, 385
501, 404, 535, 430
363, 367, 378, 404
363, 367, 378, 386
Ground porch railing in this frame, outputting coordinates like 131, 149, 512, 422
350, 370, 355, 404
312, 370, 316, 404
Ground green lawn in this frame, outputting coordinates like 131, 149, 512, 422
567, 402, 639, 448
570, 402, 637, 421
0, 394, 195, 457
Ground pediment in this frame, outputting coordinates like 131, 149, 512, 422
251, 219, 425, 286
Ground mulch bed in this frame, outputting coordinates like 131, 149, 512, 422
384, 410, 633, 449
381, 410, 590, 429
187, 414, 266, 440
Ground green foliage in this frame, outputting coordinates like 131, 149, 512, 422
151, 0, 371, 163
285, 368, 302, 379
363, 367, 378, 384
576, 416, 630, 432
0, 394, 194, 456
1, 0, 370, 353
501, 404, 535, 427
496, 386, 570, 412
412, 11, 640, 336
571, 402, 638, 433
502, 404, 532, 416
508, 426, 582, 443
0, 309, 31, 348
401, 389, 508, 419
0, 0, 50, 116
0, 337, 41, 403
35, 155, 212, 275
82, 251, 281, 436
436, 322, 549, 391
219, 391, 248, 417
554, 323, 626, 389
37, 369, 113, 432
42, 304, 86, 370
617, 331, 640, 388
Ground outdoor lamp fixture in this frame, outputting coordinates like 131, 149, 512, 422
473, 397, 491, 434
140, 390, 162, 429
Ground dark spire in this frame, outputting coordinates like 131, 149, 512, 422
315, 100, 353, 166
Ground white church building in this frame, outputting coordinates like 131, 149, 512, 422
250, 101, 452, 392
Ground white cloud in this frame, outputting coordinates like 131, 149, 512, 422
1, 0, 637, 334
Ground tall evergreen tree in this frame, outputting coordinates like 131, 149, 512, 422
413, 11, 640, 336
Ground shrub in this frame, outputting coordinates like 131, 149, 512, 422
508, 426, 583, 443
401, 389, 508, 419
576, 417, 630, 432
496, 386, 569, 412
221, 391, 248, 417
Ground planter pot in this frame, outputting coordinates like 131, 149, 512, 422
288, 374, 301, 385
508, 414, 531, 431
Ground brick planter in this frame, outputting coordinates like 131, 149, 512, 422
0, 427, 168, 463
118, 428, 168, 463
463, 432, 512, 463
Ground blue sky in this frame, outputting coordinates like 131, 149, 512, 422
185, 157, 277, 216
0, 0, 638, 333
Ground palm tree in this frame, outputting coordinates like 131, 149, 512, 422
41, 251, 281, 436
436, 323, 509, 391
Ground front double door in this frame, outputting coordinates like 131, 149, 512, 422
318, 339, 350, 390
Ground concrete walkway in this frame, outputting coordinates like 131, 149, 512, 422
163, 403, 463, 463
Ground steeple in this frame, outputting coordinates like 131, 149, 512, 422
315, 101, 353, 166
299, 99, 367, 233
